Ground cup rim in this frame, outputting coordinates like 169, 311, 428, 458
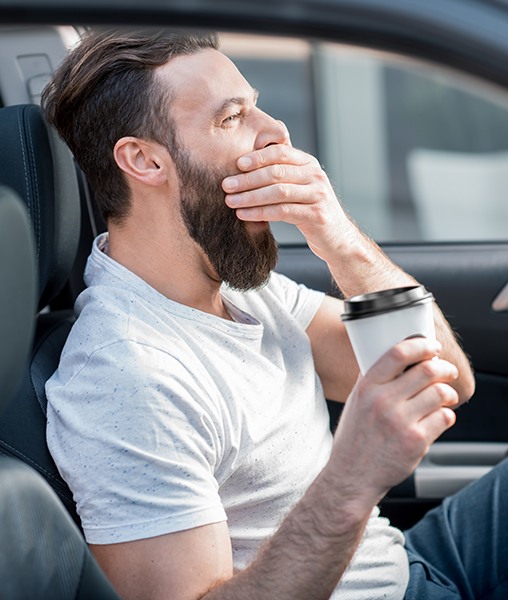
341, 285, 434, 321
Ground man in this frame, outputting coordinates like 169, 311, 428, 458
42, 28, 502, 600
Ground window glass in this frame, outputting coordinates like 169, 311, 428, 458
316, 44, 508, 242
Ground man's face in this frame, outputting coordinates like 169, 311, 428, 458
174, 146, 278, 291
156, 48, 290, 290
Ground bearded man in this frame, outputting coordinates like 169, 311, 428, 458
42, 29, 503, 600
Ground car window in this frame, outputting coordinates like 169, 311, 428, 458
224, 33, 508, 244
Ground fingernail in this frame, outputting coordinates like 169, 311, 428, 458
238, 156, 252, 169
223, 177, 238, 191
226, 194, 240, 207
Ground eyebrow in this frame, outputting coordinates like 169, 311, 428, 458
213, 88, 259, 119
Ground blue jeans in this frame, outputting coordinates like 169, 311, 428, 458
404, 457, 508, 599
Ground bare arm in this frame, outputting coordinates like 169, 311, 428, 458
92, 474, 369, 600
305, 294, 358, 402
91, 339, 459, 600
91, 523, 233, 600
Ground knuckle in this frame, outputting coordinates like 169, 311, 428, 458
308, 154, 321, 168
277, 183, 291, 200
404, 424, 427, 449
355, 377, 371, 398
279, 145, 291, 162
271, 164, 286, 182
279, 202, 293, 219
434, 382, 458, 405
371, 390, 395, 419
257, 152, 267, 167
389, 343, 409, 364
420, 360, 437, 379
405, 425, 421, 444
443, 407, 457, 428
309, 205, 327, 227
243, 173, 254, 189
433, 382, 450, 402
314, 168, 328, 184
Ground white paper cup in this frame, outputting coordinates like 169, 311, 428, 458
341, 285, 435, 374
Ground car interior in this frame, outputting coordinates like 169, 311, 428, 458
1, 8, 508, 593
0, 102, 84, 526
0, 164, 118, 597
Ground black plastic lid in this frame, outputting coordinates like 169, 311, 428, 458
341, 285, 433, 321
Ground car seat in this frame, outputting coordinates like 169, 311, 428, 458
0, 187, 36, 413
0, 184, 119, 598
0, 103, 86, 526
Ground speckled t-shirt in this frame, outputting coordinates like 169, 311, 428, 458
46, 233, 409, 599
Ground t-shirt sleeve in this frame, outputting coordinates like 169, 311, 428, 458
269, 271, 325, 329
46, 340, 227, 545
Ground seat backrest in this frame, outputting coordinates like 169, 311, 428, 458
0, 104, 82, 526
0, 178, 119, 599
0, 104, 81, 309
0, 187, 36, 410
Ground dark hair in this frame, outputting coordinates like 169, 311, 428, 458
41, 28, 219, 224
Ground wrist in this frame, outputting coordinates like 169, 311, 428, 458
323, 227, 416, 299
312, 458, 381, 529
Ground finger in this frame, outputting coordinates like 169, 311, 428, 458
393, 358, 459, 406
417, 406, 457, 446
230, 189, 328, 226
366, 337, 442, 384
222, 163, 312, 196
236, 144, 316, 172
406, 381, 460, 423
225, 182, 323, 216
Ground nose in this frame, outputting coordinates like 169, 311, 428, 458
254, 110, 290, 149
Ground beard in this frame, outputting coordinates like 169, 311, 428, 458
174, 149, 278, 291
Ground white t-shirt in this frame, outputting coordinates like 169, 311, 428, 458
46, 233, 409, 598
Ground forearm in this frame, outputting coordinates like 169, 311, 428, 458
325, 224, 475, 404
204, 463, 371, 600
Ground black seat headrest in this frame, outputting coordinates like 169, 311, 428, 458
0, 104, 80, 310
0, 188, 36, 413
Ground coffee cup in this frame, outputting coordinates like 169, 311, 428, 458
341, 285, 435, 374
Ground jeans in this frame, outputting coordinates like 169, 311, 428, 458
404, 457, 508, 599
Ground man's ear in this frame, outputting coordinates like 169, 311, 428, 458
113, 137, 170, 186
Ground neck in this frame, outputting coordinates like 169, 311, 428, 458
107, 221, 233, 320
